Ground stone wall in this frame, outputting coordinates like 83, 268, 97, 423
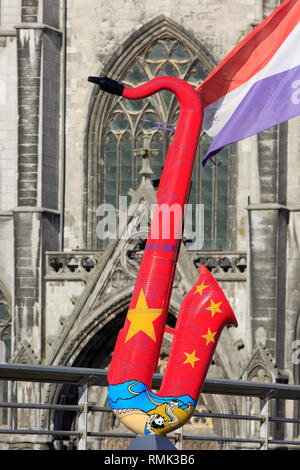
0, 0, 20, 212
0, 0, 21, 29
0, 1, 20, 301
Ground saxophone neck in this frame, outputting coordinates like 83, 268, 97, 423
88, 75, 203, 114
123, 76, 202, 110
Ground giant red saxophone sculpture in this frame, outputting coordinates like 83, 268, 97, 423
88, 75, 238, 436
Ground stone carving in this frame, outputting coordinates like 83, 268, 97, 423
12, 340, 39, 365
248, 365, 272, 383
191, 252, 247, 281
111, 268, 132, 288
242, 347, 277, 440
46, 252, 101, 280
100, 265, 133, 301
120, 232, 148, 278
243, 347, 277, 383
46, 250, 247, 284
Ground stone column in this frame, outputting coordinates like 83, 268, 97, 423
248, 123, 289, 440
248, 126, 279, 355
248, 124, 288, 361
247, 0, 289, 440
14, 3, 44, 359
11, 0, 61, 433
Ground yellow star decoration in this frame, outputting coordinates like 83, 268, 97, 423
193, 281, 209, 295
206, 299, 222, 318
202, 328, 216, 346
125, 289, 163, 343
183, 350, 200, 368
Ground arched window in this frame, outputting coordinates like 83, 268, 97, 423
87, 23, 231, 251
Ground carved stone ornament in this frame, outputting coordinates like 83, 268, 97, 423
120, 231, 148, 278
191, 252, 247, 281
248, 365, 272, 383
242, 347, 277, 383
12, 340, 39, 365
101, 265, 133, 301
46, 252, 101, 280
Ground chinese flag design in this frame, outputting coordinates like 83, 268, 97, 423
108, 264, 237, 405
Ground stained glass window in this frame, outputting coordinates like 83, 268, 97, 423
101, 38, 229, 250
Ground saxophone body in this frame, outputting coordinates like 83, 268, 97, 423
88, 75, 238, 436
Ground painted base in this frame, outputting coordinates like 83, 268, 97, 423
126, 435, 177, 450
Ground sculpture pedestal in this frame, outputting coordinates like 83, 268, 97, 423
126, 435, 177, 450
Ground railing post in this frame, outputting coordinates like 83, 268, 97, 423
175, 426, 183, 450
259, 396, 270, 450
78, 384, 88, 450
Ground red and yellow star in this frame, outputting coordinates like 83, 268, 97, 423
183, 350, 200, 368
202, 328, 217, 346
193, 281, 208, 296
125, 289, 163, 343
206, 299, 222, 318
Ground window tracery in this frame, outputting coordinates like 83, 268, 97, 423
101, 37, 229, 251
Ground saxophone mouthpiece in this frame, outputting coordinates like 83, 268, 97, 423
88, 76, 124, 96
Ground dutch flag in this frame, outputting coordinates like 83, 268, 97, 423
197, 0, 300, 167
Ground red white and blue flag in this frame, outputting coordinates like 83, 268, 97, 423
197, 0, 300, 167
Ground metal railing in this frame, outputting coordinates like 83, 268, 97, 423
0, 363, 300, 450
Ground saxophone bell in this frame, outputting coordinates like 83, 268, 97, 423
107, 263, 237, 436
